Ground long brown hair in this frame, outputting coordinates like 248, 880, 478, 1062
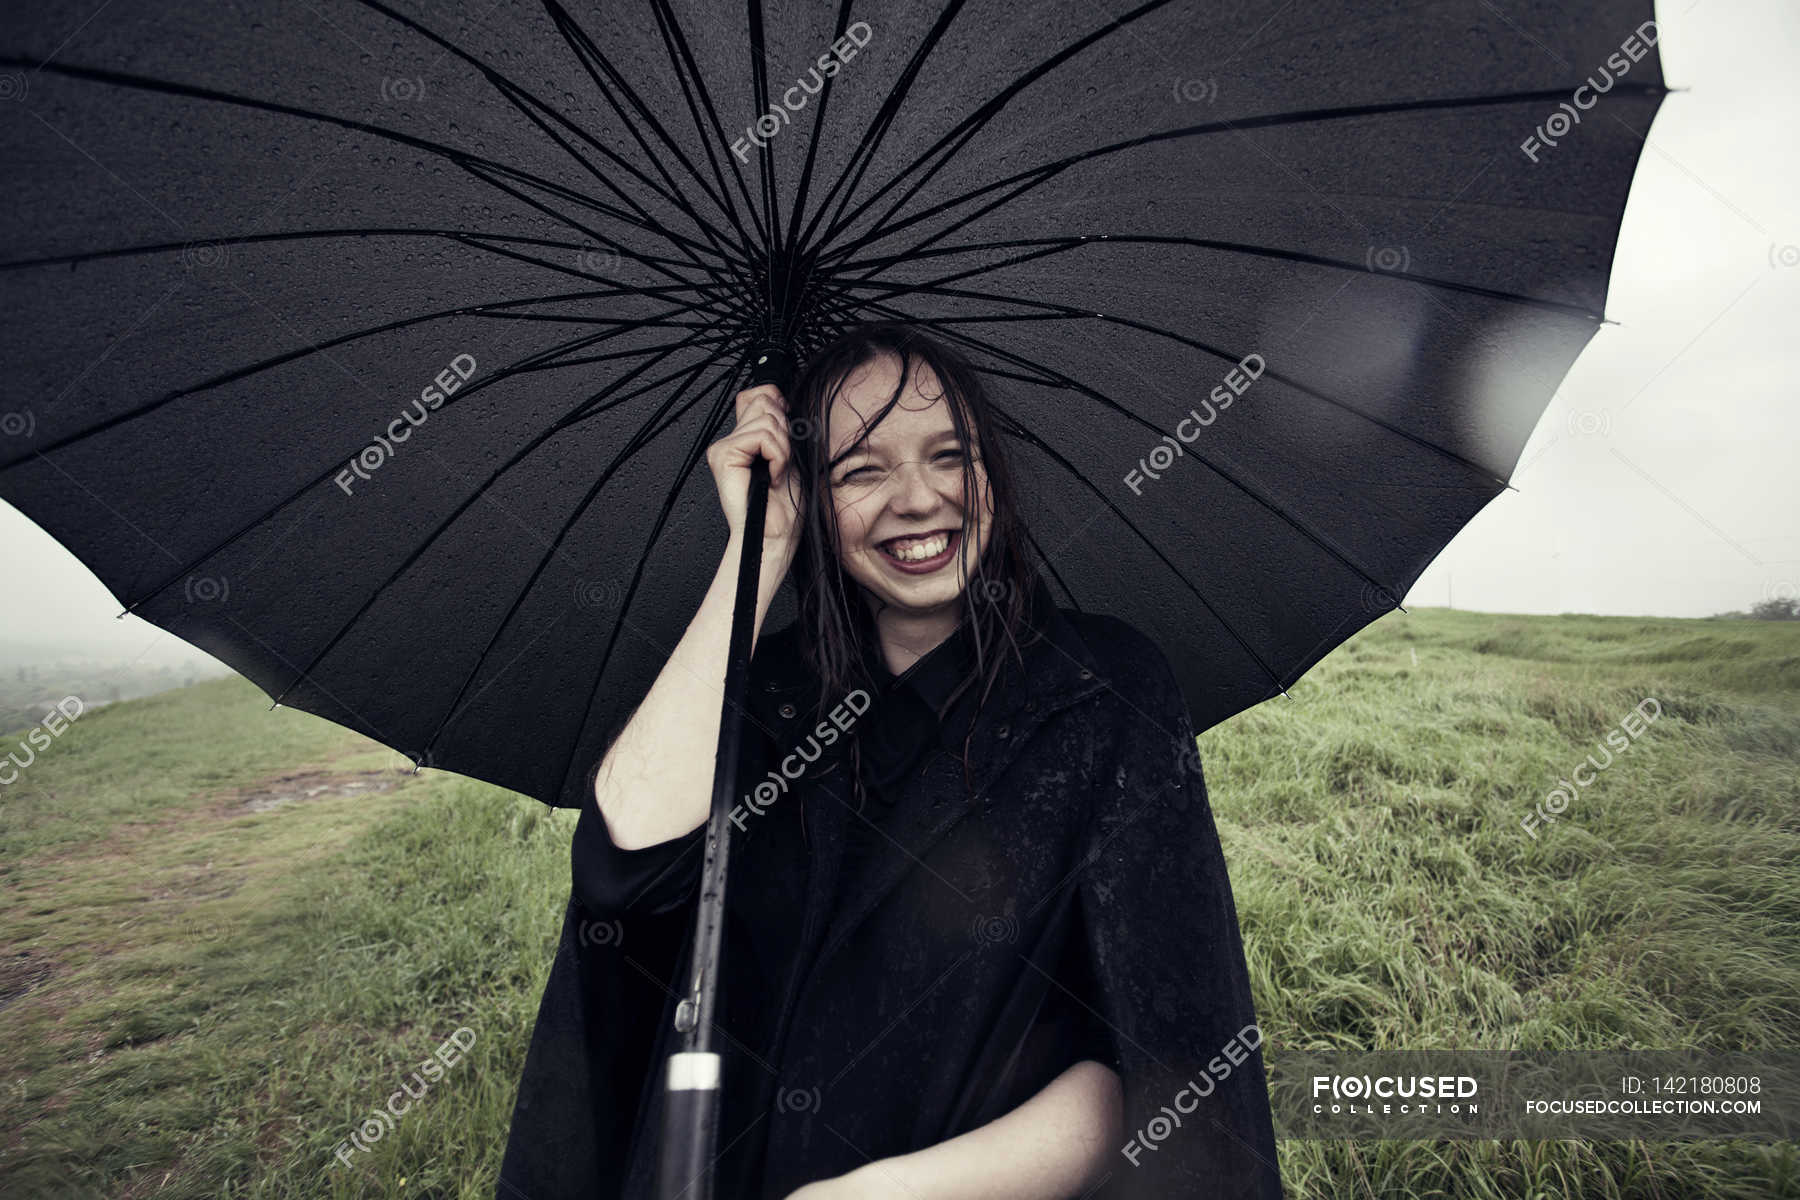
785, 322, 1046, 805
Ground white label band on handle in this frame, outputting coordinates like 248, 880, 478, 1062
667, 1052, 721, 1091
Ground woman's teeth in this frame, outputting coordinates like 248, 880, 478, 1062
882, 531, 950, 562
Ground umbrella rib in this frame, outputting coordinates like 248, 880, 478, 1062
824, 237, 1096, 321
1012, 518, 1082, 613
450, 155, 742, 292
470, 75, 745, 291
416, 346, 752, 767
110, 307, 731, 614
836, 233, 1603, 321
862, 299, 1422, 622
445, 157, 736, 280
822, 156, 1075, 275
464, 312, 720, 331
745, 0, 781, 261
819, 82, 1666, 267
988, 399, 1289, 697
352, 0, 745, 278
645, 0, 768, 256
810, 0, 1175, 254
463, 332, 723, 377
818, 111, 991, 265
443, 230, 741, 320
539, 0, 769, 251
0, 227, 701, 275
0, 271, 724, 473
539, 0, 737, 234
270, 331, 737, 716
0, 55, 730, 286
795, 0, 970, 257
835, 277, 1515, 487
777, 0, 856, 267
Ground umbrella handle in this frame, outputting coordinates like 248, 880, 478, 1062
655, 343, 793, 1200
657, 1053, 721, 1200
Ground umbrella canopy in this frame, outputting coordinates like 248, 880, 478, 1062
0, 0, 1664, 809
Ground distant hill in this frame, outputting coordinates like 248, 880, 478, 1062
0, 656, 232, 734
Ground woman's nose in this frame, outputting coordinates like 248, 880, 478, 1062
885, 458, 944, 514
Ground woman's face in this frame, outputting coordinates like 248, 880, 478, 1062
822, 352, 994, 623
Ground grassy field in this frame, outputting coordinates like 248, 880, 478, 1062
1, 608, 1796, 1198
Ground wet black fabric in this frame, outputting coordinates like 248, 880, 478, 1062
848, 620, 1120, 1076
498, 581, 1281, 1198
571, 616, 1122, 1170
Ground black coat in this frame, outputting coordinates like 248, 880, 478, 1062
497, 594, 1283, 1199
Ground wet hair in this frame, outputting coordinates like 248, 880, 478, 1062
785, 322, 1046, 808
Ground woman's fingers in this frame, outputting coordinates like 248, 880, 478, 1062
722, 411, 790, 478
734, 382, 786, 423
708, 392, 802, 544
708, 381, 804, 551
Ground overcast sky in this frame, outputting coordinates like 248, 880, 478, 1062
1412, 0, 1800, 618
4, 0, 1796, 675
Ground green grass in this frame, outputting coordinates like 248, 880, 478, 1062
1, 687, 572, 1198
2, 608, 1797, 1198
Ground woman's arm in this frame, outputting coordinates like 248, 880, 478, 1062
594, 382, 801, 850
790, 1059, 1123, 1200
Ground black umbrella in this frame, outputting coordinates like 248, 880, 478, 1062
1, 0, 1663, 1193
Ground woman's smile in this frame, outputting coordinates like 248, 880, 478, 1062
876, 527, 960, 572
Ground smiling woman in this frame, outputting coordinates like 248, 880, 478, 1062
786, 327, 1043, 768
497, 323, 1281, 1200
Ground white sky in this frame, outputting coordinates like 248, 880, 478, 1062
4, 0, 1796, 677
1411, 0, 1800, 617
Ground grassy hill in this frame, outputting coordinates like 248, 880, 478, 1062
1, 609, 1796, 1198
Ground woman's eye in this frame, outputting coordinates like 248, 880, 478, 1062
934, 449, 966, 463
837, 466, 877, 484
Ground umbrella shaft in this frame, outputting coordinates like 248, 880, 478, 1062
657, 1053, 720, 1200
659, 344, 791, 1198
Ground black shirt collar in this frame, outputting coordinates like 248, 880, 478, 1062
868, 619, 973, 718
856, 618, 979, 799
748, 575, 1109, 789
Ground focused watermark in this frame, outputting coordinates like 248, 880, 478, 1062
1520, 21, 1659, 162
1121, 1023, 1263, 1166
1520, 696, 1660, 839
1, 697, 85, 786
728, 689, 871, 829
380, 76, 425, 103
1124, 353, 1264, 496
0, 407, 35, 442
731, 23, 874, 162
1313, 1072, 1478, 1114
328, 1026, 476, 1170
1171, 78, 1217, 104
1268, 1049, 1797, 1139
336, 353, 478, 495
